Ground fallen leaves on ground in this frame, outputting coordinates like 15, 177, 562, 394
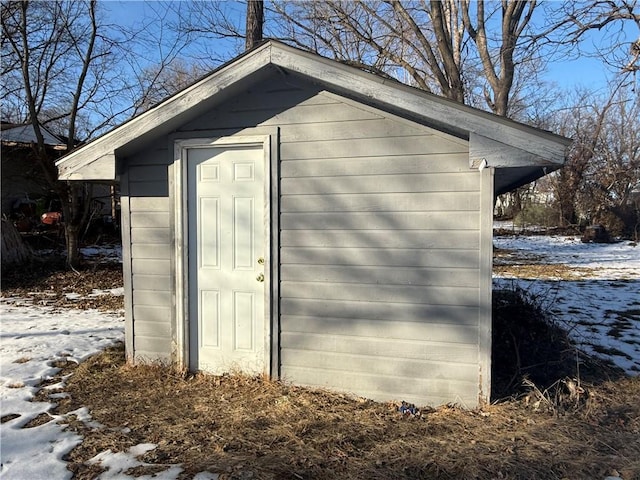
1, 261, 123, 311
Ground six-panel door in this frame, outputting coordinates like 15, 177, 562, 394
187, 145, 265, 374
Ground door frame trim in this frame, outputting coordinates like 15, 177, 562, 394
172, 130, 279, 376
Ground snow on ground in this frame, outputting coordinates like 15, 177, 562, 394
0, 305, 124, 479
80, 244, 122, 264
493, 234, 640, 374
1, 236, 638, 479
0, 303, 212, 479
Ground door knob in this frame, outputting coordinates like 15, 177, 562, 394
257, 257, 265, 265
256, 273, 264, 282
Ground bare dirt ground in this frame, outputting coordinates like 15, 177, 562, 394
2, 250, 639, 480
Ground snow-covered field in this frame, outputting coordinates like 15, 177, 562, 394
493, 234, 640, 374
1, 235, 638, 479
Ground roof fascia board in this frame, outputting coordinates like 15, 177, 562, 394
57, 43, 273, 180
58, 153, 116, 181
270, 43, 571, 161
469, 133, 564, 169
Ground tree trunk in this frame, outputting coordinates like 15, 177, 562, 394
245, 0, 264, 50
59, 182, 91, 270
1, 218, 32, 273
64, 223, 82, 269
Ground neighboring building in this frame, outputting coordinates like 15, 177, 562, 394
56, 41, 570, 407
1, 122, 66, 218
1, 122, 116, 232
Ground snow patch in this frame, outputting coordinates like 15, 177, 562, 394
88, 444, 183, 480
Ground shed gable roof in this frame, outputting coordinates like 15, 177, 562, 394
57, 40, 570, 192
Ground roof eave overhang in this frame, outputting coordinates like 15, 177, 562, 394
57, 40, 571, 182
56, 43, 274, 180
270, 43, 571, 159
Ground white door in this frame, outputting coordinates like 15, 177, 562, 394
187, 144, 266, 374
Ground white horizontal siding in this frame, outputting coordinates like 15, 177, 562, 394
230, 89, 333, 111
135, 320, 171, 338
125, 181, 168, 197
130, 227, 171, 245
281, 192, 480, 212
282, 366, 478, 407
129, 165, 169, 180
132, 289, 172, 307
280, 117, 425, 142
274, 102, 382, 125
123, 76, 484, 406
282, 281, 479, 306
281, 153, 470, 177
131, 244, 171, 259
127, 148, 171, 167
129, 212, 170, 228
281, 315, 478, 342
281, 247, 480, 269
281, 349, 477, 382
280, 230, 479, 249
132, 274, 173, 291
281, 332, 478, 363
178, 88, 340, 131
129, 197, 170, 212
281, 135, 464, 160
133, 305, 172, 324
271, 82, 481, 406
132, 258, 172, 275
280, 301, 478, 326
281, 172, 478, 194
125, 150, 175, 363
281, 211, 478, 230
134, 337, 171, 358
281, 265, 479, 288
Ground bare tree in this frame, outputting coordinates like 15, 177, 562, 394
1, 1, 190, 267
271, 1, 467, 100
246, 0, 264, 50
271, 0, 541, 116
553, 91, 609, 228
461, 0, 537, 116
166, 0, 543, 117
2, 1, 107, 267
580, 87, 640, 235
134, 59, 208, 114
166, 1, 265, 64
551, 0, 640, 76
549, 86, 640, 235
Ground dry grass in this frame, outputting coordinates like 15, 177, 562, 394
493, 245, 600, 280
490, 288, 625, 399
493, 262, 594, 280
54, 343, 640, 480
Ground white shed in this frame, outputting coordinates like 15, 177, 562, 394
57, 41, 570, 407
